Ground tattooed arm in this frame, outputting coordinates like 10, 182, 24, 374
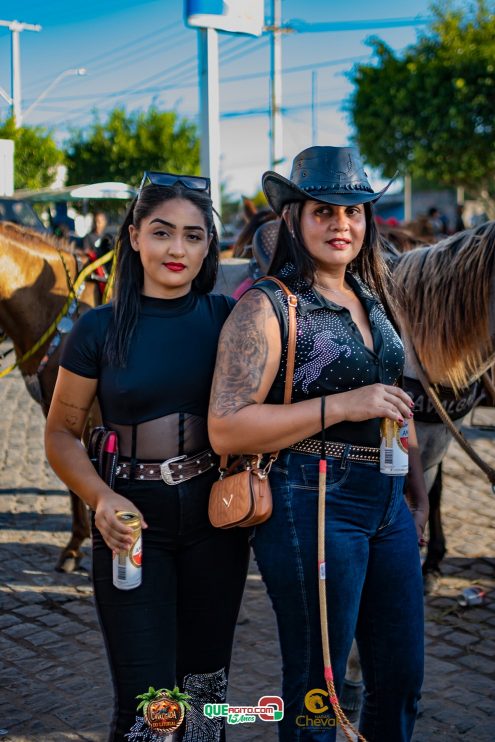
45, 368, 107, 510
45, 368, 145, 552
208, 290, 349, 454
209, 290, 416, 453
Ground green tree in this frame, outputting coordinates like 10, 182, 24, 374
65, 107, 200, 186
0, 117, 64, 190
349, 0, 495, 214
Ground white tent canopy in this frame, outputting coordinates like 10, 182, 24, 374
15, 181, 136, 202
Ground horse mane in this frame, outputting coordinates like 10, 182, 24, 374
393, 220, 495, 390
378, 224, 429, 253
0, 221, 77, 255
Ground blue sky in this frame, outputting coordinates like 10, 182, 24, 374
0, 0, 432, 195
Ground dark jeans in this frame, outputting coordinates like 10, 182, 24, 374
252, 450, 424, 741
91, 468, 250, 741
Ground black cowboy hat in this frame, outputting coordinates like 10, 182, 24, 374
262, 146, 398, 216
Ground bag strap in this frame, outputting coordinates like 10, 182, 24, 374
218, 277, 298, 473
257, 276, 298, 403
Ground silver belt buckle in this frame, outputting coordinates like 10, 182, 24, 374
160, 454, 187, 485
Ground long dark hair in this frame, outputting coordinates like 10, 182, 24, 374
104, 183, 219, 367
268, 200, 400, 332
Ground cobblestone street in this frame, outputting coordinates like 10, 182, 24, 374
0, 368, 494, 741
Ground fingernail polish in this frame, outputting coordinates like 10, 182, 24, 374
398, 418, 404, 425
409, 411, 414, 418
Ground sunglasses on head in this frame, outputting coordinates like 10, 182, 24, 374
138, 171, 211, 197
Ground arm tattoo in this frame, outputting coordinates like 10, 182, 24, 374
60, 399, 89, 412
210, 291, 271, 418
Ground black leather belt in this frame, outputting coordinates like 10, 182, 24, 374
290, 438, 380, 463
115, 449, 217, 484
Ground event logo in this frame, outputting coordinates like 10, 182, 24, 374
304, 689, 329, 714
204, 696, 284, 725
296, 688, 336, 729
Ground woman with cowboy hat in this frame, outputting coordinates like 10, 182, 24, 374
208, 146, 428, 741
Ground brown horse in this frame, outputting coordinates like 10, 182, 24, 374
0, 222, 102, 572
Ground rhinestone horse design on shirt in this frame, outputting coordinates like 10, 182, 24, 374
293, 330, 352, 393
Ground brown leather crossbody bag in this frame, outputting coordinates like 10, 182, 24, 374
208, 277, 298, 529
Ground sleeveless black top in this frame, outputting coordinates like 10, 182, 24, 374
254, 265, 405, 447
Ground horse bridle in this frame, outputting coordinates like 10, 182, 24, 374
1, 249, 114, 411
408, 342, 495, 492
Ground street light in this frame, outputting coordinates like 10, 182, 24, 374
22, 67, 87, 124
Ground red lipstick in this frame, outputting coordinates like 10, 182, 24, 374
163, 262, 186, 271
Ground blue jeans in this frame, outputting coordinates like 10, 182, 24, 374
252, 450, 424, 741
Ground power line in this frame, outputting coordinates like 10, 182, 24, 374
36, 35, 266, 128
23, 21, 185, 92
220, 98, 341, 119
285, 16, 433, 33
28, 51, 369, 105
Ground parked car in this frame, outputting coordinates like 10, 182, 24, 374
0, 197, 48, 233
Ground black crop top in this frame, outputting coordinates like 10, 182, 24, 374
60, 292, 235, 425
255, 265, 405, 447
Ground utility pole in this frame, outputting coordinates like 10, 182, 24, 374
268, 0, 283, 169
197, 27, 221, 220
0, 19, 42, 127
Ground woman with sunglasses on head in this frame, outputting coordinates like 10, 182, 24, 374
45, 172, 250, 741
208, 147, 428, 741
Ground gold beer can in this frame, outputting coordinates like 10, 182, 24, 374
379, 419, 409, 475
112, 511, 142, 590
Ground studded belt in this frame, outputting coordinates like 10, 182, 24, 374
115, 449, 217, 485
290, 438, 380, 464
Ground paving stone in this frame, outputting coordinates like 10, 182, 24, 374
35, 664, 73, 682
0, 613, 22, 629
38, 612, 72, 628
476, 638, 495, 657
1, 371, 494, 741
3, 621, 42, 640
13, 604, 49, 619
25, 628, 68, 647
457, 653, 495, 674
475, 700, 495, 716
1, 644, 37, 662
467, 722, 495, 741
427, 642, 463, 659
445, 630, 481, 648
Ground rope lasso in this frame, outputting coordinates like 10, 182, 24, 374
317, 396, 368, 742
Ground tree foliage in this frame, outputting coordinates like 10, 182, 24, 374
65, 107, 200, 186
0, 117, 64, 190
349, 1, 495, 205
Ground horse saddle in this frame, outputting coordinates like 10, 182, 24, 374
252, 220, 280, 275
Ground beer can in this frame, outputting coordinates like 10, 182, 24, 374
456, 586, 486, 607
113, 511, 142, 590
380, 418, 409, 475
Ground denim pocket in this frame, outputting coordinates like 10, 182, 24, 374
297, 459, 351, 490
270, 462, 289, 476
